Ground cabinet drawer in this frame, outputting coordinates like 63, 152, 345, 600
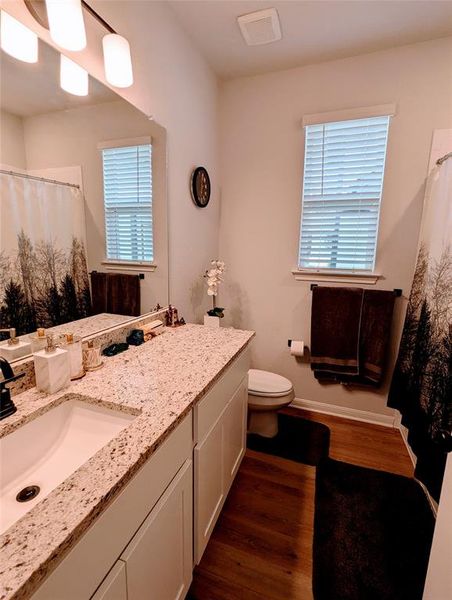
195, 348, 249, 443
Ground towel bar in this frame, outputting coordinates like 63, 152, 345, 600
90, 270, 145, 280
309, 283, 402, 297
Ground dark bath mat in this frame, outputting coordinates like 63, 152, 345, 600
247, 412, 330, 466
313, 458, 435, 600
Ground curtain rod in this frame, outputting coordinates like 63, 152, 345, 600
436, 152, 452, 166
0, 169, 80, 189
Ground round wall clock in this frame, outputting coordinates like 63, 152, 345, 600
191, 167, 211, 208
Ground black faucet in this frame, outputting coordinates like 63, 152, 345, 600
0, 357, 25, 420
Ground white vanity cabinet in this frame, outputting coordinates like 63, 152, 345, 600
31, 414, 193, 600
194, 349, 249, 563
30, 346, 251, 600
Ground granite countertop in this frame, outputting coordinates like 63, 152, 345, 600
0, 324, 254, 600
15, 313, 134, 346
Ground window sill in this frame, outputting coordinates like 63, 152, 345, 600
101, 260, 157, 273
291, 269, 381, 285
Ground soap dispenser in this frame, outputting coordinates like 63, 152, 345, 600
61, 333, 84, 380
30, 327, 47, 353
34, 334, 71, 394
0, 328, 32, 361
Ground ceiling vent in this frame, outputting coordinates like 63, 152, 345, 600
237, 8, 282, 46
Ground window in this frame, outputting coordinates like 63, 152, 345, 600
298, 115, 390, 272
102, 143, 153, 263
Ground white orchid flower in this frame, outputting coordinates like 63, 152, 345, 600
205, 259, 225, 310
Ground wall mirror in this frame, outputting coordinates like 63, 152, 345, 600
0, 36, 169, 363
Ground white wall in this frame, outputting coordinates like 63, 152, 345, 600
219, 37, 452, 416
0, 0, 220, 323
0, 109, 26, 169
22, 100, 168, 313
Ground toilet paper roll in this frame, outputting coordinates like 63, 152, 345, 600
290, 340, 304, 357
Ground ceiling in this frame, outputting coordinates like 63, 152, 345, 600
1, 39, 117, 117
168, 0, 452, 79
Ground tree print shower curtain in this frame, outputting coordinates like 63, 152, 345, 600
0, 173, 91, 336
388, 159, 452, 502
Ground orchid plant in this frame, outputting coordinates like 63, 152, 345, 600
205, 259, 225, 318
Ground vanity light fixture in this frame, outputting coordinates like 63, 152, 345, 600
60, 54, 88, 96
102, 33, 133, 88
45, 0, 86, 51
0, 11, 38, 63
22, 0, 134, 89
80, 1, 133, 87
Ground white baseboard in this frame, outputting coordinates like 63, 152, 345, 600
290, 397, 396, 428
395, 415, 438, 514
397, 421, 417, 468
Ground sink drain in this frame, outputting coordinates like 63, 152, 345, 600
16, 485, 40, 503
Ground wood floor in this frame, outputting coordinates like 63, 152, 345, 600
189, 408, 414, 600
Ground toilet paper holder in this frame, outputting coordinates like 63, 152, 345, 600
288, 340, 308, 349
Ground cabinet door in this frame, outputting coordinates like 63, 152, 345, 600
223, 378, 247, 491
194, 417, 224, 563
91, 561, 127, 600
121, 460, 193, 600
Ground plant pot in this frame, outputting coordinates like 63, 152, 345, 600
204, 315, 220, 328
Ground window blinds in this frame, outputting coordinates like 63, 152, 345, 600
298, 115, 390, 271
102, 144, 153, 263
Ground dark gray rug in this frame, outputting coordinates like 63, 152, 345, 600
313, 458, 435, 600
247, 412, 330, 466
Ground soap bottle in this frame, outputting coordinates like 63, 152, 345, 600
34, 334, 71, 394
30, 328, 47, 353
62, 333, 85, 380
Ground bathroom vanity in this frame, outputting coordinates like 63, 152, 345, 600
0, 325, 254, 600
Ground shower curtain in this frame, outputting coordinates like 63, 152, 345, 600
388, 159, 452, 502
0, 173, 91, 335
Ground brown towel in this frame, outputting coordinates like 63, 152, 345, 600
358, 290, 396, 384
311, 287, 364, 377
311, 287, 395, 387
90, 272, 108, 314
90, 272, 141, 317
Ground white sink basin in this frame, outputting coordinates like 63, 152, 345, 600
0, 399, 135, 534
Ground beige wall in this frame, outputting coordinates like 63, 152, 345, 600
22, 100, 168, 313
219, 37, 452, 416
0, 109, 26, 169
0, 0, 220, 323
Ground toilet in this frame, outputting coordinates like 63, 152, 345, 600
247, 369, 294, 438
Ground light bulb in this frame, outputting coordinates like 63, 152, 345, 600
45, 0, 86, 51
103, 34, 133, 88
60, 54, 88, 96
0, 11, 38, 63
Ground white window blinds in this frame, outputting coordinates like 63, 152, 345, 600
298, 115, 390, 271
102, 144, 153, 263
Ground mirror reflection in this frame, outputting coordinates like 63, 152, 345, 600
0, 39, 168, 362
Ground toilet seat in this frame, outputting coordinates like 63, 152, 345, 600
248, 369, 293, 397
